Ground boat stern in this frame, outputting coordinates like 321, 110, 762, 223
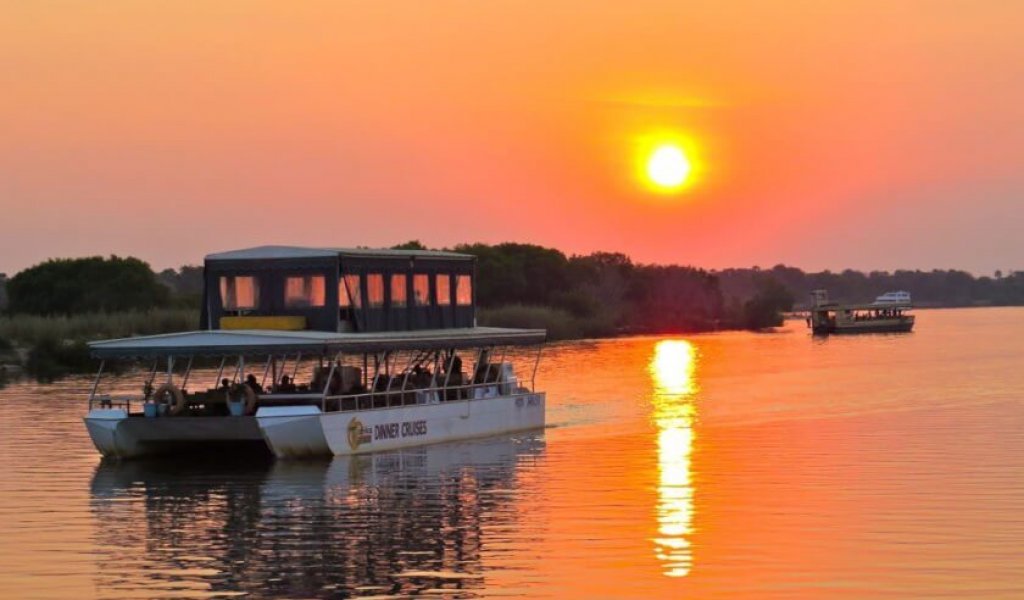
83, 408, 131, 458
256, 405, 331, 458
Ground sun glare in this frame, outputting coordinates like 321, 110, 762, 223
634, 133, 700, 195
647, 145, 691, 189
649, 339, 699, 578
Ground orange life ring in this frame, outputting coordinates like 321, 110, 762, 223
152, 383, 187, 416
229, 383, 258, 416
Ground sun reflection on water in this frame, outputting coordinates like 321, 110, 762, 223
650, 340, 698, 578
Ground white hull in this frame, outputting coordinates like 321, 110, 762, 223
84, 409, 267, 459
257, 392, 545, 458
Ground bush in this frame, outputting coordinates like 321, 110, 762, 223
25, 338, 93, 382
0, 308, 199, 382
7, 255, 170, 315
738, 276, 795, 330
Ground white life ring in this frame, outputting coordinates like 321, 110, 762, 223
152, 383, 187, 416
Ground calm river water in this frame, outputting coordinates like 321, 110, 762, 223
2, 308, 1024, 598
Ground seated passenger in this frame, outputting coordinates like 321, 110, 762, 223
310, 367, 327, 392
440, 354, 462, 383
278, 375, 297, 393
220, 378, 232, 390
409, 365, 432, 388
328, 369, 343, 395
245, 373, 264, 394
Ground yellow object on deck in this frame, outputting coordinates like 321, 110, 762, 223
219, 316, 307, 331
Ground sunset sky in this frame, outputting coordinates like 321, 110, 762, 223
2, 1, 1022, 275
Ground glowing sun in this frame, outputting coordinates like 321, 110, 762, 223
646, 144, 692, 189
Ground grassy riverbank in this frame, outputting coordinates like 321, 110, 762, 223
0, 309, 198, 382
0, 306, 606, 381
0, 309, 198, 343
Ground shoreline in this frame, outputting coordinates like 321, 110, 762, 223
4, 304, 1019, 384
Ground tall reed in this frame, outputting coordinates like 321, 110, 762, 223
0, 308, 199, 345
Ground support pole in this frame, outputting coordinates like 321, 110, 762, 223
531, 345, 543, 392
88, 360, 105, 410
442, 350, 455, 389
144, 359, 159, 400
321, 351, 340, 412
261, 354, 273, 389
214, 356, 226, 388
398, 351, 416, 406
180, 356, 194, 391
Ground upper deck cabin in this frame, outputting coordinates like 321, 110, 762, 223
201, 246, 476, 333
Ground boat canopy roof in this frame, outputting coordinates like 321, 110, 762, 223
89, 327, 546, 359
205, 245, 472, 262
815, 301, 913, 311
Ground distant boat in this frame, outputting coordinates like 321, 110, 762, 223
873, 291, 912, 305
807, 289, 914, 335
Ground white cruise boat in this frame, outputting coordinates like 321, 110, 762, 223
84, 246, 546, 459
873, 291, 912, 305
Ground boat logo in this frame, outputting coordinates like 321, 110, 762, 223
347, 417, 370, 450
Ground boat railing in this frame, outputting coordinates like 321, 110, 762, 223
89, 394, 137, 412
320, 378, 534, 414
87, 378, 535, 415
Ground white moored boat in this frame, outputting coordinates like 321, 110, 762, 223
84, 246, 547, 459
873, 291, 912, 305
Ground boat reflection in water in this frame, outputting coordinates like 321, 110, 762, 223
89, 434, 545, 597
649, 340, 698, 578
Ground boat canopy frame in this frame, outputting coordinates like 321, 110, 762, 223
87, 328, 545, 413
88, 327, 546, 359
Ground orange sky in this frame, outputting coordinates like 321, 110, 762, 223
2, 1, 1022, 275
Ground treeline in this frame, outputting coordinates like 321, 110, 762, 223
6, 245, 1022, 383
408, 241, 793, 336
1, 257, 204, 316
0, 257, 200, 381
5, 249, 1023, 327
717, 265, 1024, 308
0, 248, 794, 356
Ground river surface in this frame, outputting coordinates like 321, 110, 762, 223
2, 307, 1023, 598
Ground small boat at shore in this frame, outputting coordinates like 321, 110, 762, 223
84, 246, 546, 459
807, 289, 914, 335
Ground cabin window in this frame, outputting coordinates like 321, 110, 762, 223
391, 274, 408, 308
367, 273, 385, 308
456, 274, 472, 306
341, 274, 362, 309
284, 275, 326, 308
436, 274, 452, 306
413, 274, 430, 306
220, 275, 259, 310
